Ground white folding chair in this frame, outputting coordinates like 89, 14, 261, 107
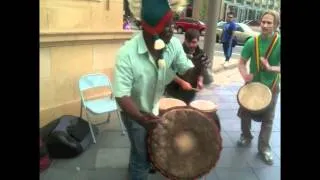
79, 73, 126, 144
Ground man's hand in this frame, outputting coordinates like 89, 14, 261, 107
193, 53, 210, 69
260, 57, 271, 71
197, 76, 204, 90
174, 76, 193, 91
180, 80, 193, 91
139, 113, 163, 130
260, 57, 281, 73
243, 73, 254, 83
238, 58, 253, 83
116, 96, 163, 130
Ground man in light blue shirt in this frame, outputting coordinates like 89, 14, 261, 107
113, 0, 209, 179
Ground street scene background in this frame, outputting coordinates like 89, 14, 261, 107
40, 0, 281, 179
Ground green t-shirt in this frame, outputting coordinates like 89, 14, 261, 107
241, 34, 281, 88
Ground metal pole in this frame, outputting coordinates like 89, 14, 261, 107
202, 0, 222, 85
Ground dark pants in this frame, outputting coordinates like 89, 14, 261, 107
237, 89, 279, 153
222, 42, 233, 61
121, 112, 151, 180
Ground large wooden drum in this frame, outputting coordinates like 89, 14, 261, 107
159, 97, 187, 115
237, 82, 272, 114
189, 100, 221, 131
147, 106, 222, 180
189, 100, 218, 114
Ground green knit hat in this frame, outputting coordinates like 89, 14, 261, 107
141, 0, 173, 50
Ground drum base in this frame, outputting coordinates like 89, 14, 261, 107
238, 107, 269, 123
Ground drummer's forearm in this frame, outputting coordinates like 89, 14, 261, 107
268, 66, 280, 73
116, 96, 144, 121
180, 68, 201, 81
238, 59, 248, 77
174, 76, 186, 86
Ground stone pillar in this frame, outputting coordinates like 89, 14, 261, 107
202, 0, 222, 84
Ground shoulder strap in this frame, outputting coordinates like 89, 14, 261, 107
254, 36, 260, 72
254, 33, 279, 72
254, 33, 280, 92
265, 32, 279, 59
267, 33, 280, 92
271, 73, 280, 93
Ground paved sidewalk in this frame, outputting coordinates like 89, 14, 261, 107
40, 81, 280, 180
212, 57, 239, 73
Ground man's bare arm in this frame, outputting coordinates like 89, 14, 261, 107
116, 97, 144, 121
238, 58, 248, 78
238, 58, 253, 82
268, 65, 280, 73
174, 76, 187, 85
261, 58, 280, 73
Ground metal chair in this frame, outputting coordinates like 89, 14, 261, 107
79, 73, 126, 144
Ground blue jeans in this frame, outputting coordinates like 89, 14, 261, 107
222, 42, 233, 61
121, 112, 151, 180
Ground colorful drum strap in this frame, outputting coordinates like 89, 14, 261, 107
254, 32, 280, 92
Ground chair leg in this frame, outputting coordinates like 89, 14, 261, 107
85, 111, 97, 144
106, 112, 111, 123
116, 110, 126, 136
80, 101, 83, 119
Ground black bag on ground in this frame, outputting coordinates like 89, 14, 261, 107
45, 115, 98, 159
40, 136, 52, 172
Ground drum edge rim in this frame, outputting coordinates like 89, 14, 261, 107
189, 100, 218, 112
237, 82, 273, 113
147, 106, 223, 179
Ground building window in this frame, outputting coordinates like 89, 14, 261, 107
248, 9, 255, 20
236, 0, 244, 4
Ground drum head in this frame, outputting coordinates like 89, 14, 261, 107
148, 107, 222, 179
190, 100, 218, 112
159, 98, 187, 111
237, 82, 272, 112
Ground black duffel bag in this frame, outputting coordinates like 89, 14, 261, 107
45, 115, 98, 158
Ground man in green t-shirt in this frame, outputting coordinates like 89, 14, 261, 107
237, 10, 281, 165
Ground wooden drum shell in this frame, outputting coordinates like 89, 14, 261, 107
147, 106, 222, 180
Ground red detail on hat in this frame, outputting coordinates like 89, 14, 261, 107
141, 10, 173, 35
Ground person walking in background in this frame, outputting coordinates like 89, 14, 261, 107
221, 12, 236, 67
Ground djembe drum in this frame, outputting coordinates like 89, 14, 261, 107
189, 100, 221, 132
237, 82, 273, 122
159, 97, 187, 115
147, 106, 222, 180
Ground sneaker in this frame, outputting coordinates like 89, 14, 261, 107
223, 61, 228, 67
259, 151, 274, 165
237, 135, 253, 147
